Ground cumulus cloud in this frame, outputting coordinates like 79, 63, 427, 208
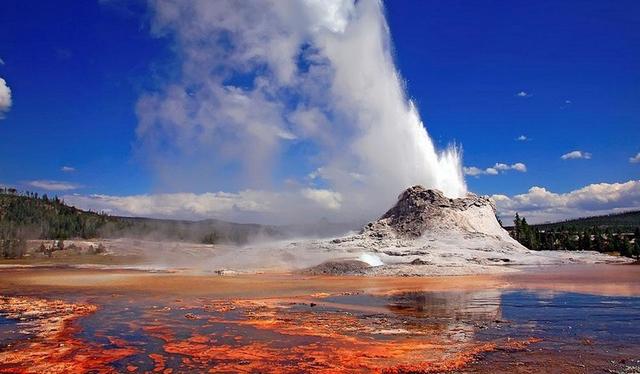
463, 162, 527, 177
515, 91, 530, 97
629, 153, 640, 164
462, 167, 484, 177
493, 180, 640, 224
301, 188, 343, 210
561, 150, 592, 160
27, 180, 82, 191
516, 135, 528, 141
131, 0, 466, 223
67, 191, 272, 217
0, 77, 12, 119
510, 162, 527, 172
61, 166, 76, 173
64, 188, 345, 223
493, 163, 510, 171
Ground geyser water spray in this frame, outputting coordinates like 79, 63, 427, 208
135, 0, 467, 222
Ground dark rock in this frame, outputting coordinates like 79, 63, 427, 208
410, 258, 430, 265
301, 260, 371, 275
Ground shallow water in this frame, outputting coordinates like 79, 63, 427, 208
330, 288, 640, 372
470, 290, 640, 373
0, 265, 639, 372
0, 316, 19, 348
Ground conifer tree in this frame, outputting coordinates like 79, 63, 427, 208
632, 227, 640, 260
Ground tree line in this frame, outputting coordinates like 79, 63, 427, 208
0, 189, 115, 239
510, 213, 640, 260
0, 189, 144, 258
0, 189, 282, 258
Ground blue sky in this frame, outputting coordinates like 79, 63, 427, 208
387, 0, 639, 195
0, 0, 638, 223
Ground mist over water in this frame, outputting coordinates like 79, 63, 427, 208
86, 0, 468, 223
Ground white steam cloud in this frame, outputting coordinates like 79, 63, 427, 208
133, 0, 466, 223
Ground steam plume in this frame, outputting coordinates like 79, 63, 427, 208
133, 0, 466, 223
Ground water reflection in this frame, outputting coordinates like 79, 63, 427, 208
498, 291, 640, 343
0, 316, 19, 347
1, 267, 639, 372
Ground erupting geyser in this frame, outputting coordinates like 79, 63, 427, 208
303, 0, 469, 202
138, 0, 467, 222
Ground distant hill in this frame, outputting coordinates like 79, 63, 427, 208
0, 191, 284, 244
0, 191, 356, 244
528, 211, 640, 233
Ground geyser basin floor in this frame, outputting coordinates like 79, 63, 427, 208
0, 265, 639, 373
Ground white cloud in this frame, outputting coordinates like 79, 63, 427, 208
493, 180, 640, 224
565, 100, 571, 104
61, 166, 76, 173
515, 91, 529, 97
629, 153, 640, 164
64, 188, 344, 223
301, 188, 342, 210
511, 162, 527, 172
561, 150, 592, 160
132, 0, 467, 224
0, 58, 4, 65
67, 190, 272, 217
27, 180, 82, 191
0, 77, 12, 119
464, 162, 527, 177
462, 167, 484, 176
493, 163, 509, 171
516, 135, 528, 141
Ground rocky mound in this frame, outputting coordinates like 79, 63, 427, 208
362, 186, 506, 240
300, 260, 371, 275
283, 185, 629, 277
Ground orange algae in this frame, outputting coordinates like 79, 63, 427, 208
149, 353, 167, 372
143, 298, 544, 373
0, 296, 137, 374
384, 338, 543, 373
5, 265, 624, 373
